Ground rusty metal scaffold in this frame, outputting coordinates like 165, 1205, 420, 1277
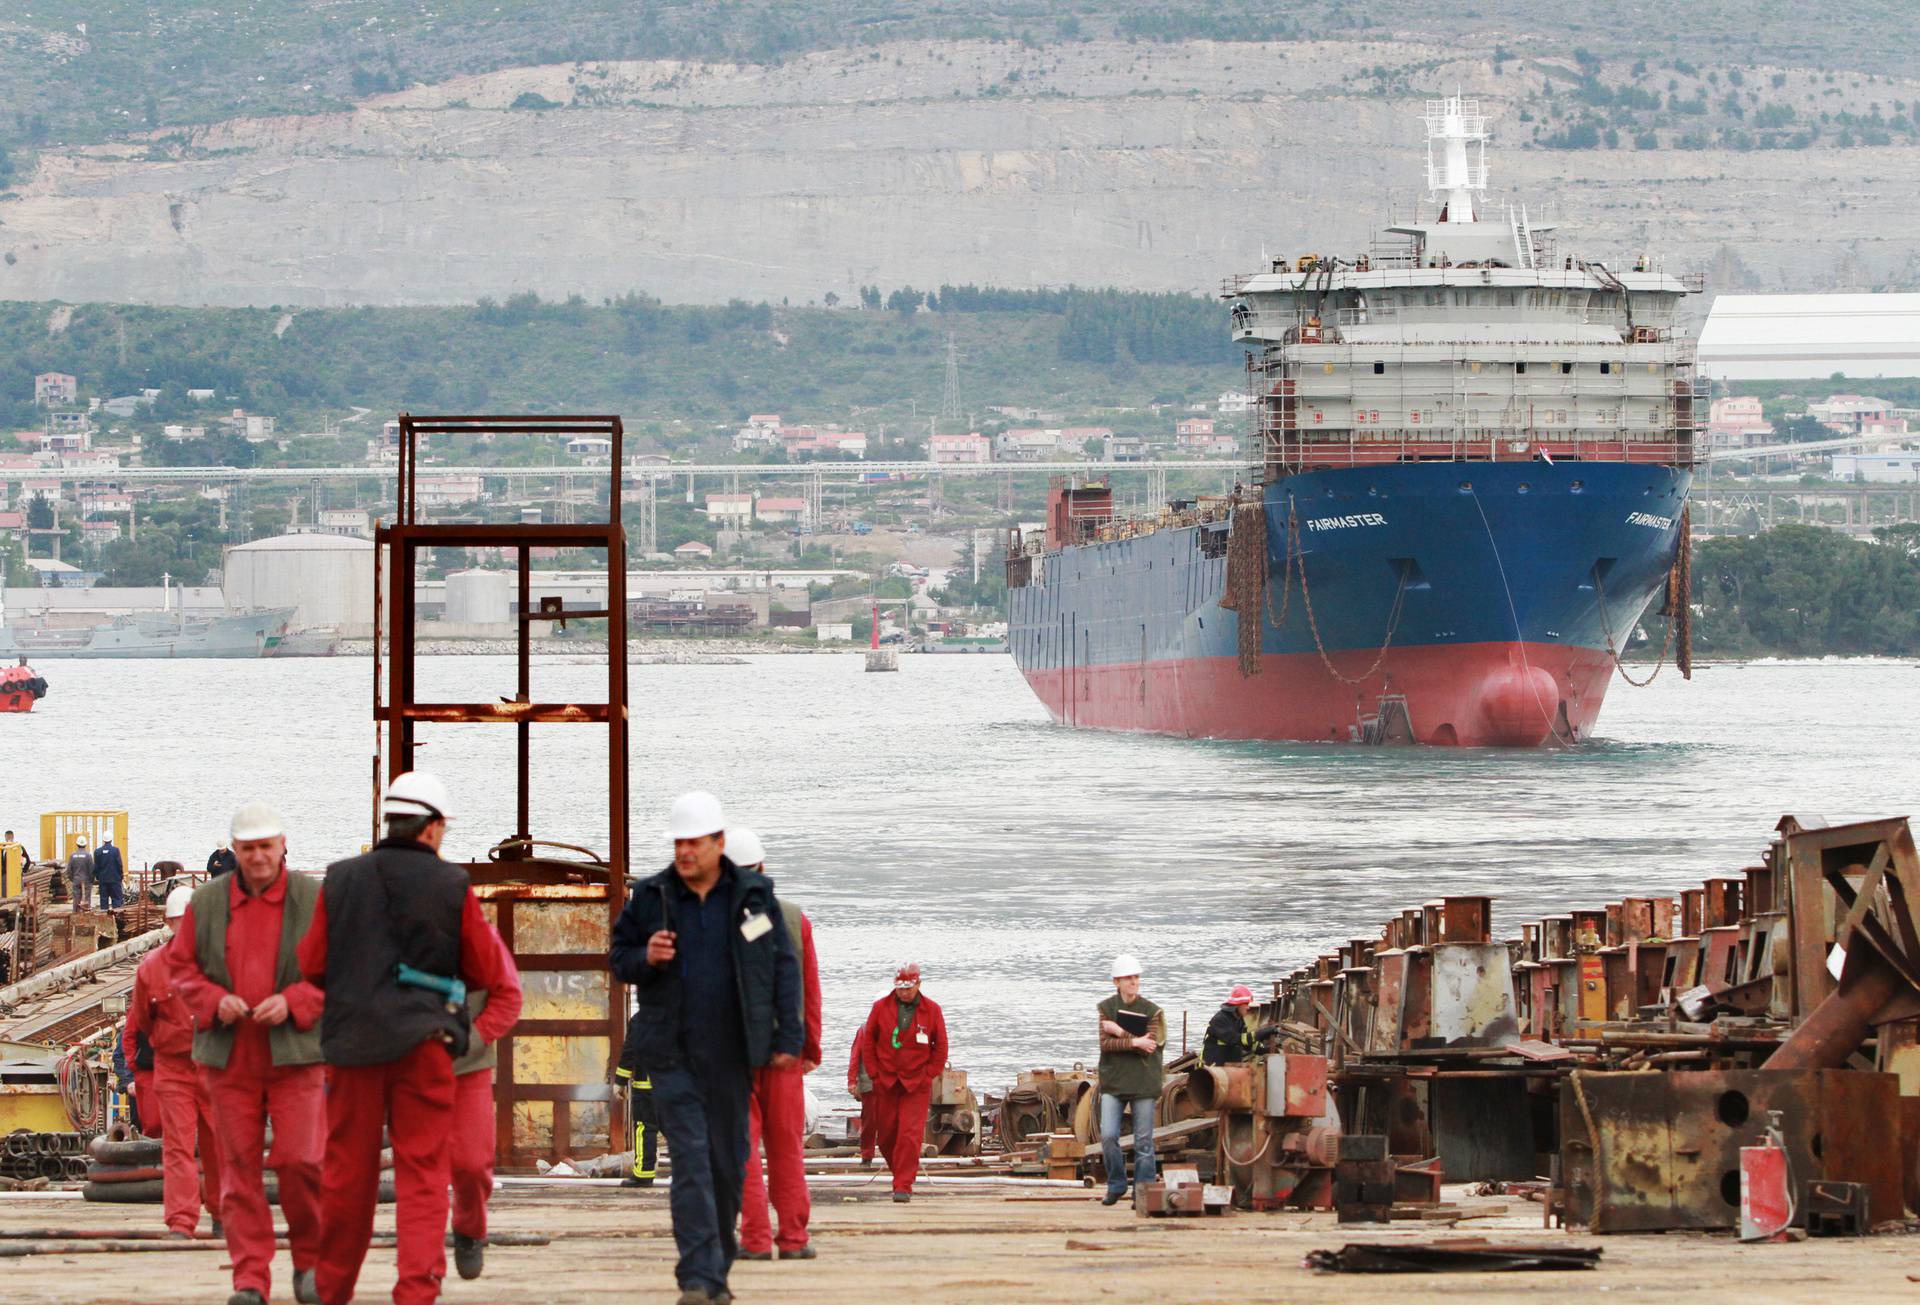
375, 413, 630, 1171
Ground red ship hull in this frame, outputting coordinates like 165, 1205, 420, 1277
1019, 641, 1617, 747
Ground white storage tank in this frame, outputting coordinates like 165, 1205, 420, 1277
222, 532, 375, 635
445, 569, 513, 625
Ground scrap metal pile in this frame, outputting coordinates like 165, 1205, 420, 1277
1255, 814, 1920, 1232
983, 815, 1920, 1234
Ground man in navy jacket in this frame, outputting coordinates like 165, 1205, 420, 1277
609, 792, 801, 1305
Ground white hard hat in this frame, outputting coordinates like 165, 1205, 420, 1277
727, 826, 766, 868
666, 791, 724, 841
98, 831, 113, 843
384, 771, 452, 823
164, 884, 193, 919
1111, 954, 1142, 980
230, 802, 285, 842
74, 835, 88, 847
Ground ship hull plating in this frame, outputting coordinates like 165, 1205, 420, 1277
1008, 461, 1689, 747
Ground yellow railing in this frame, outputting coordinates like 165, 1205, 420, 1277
39, 811, 130, 867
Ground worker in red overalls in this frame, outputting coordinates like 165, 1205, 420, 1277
853, 962, 947, 1203
128, 883, 224, 1238
847, 1028, 876, 1166
446, 912, 523, 1282
170, 803, 326, 1305
731, 829, 823, 1261
299, 771, 513, 1305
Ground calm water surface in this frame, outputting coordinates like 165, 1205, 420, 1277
14, 653, 1920, 1101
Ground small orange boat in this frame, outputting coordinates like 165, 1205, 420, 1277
0, 661, 46, 712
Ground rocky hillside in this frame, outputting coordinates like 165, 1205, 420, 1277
1, 35, 1916, 306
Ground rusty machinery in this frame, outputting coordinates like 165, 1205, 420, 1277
1187, 1052, 1339, 1210
924, 1068, 983, 1156
376, 414, 629, 1171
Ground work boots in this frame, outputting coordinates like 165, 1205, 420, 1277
227, 1292, 265, 1305
293, 1268, 320, 1304
453, 1233, 485, 1280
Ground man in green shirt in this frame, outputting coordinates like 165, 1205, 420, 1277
1095, 954, 1164, 1206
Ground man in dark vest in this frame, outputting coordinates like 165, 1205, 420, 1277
1203, 985, 1258, 1065
297, 770, 512, 1305
609, 791, 802, 1305
446, 912, 523, 1282
94, 830, 126, 909
169, 802, 326, 1305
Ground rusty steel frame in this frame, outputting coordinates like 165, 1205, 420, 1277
375, 413, 630, 1171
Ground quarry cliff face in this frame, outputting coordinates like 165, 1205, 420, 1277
0, 40, 1912, 307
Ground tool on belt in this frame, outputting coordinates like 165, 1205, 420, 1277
395, 962, 467, 1012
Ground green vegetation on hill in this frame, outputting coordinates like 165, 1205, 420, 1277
0, 290, 1242, 440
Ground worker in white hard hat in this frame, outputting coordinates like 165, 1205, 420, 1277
609, 792, 804, 1305
127, 881, 225, 1240
1095, 954, 1165, 1206
732, 827, 824, 1261
66, 834, 94, 908
298, 770, 518, 1304
94, 829, 126, 910
169, 801, 326, 1305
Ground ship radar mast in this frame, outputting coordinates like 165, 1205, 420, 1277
1423, 95, 1488, 224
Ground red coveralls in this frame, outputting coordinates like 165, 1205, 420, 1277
740, 911, 822, 1254
847, 1028, 875, 1162
128, 946, 224, 1234
171, 871, 326, 1300
299, 887, 510, 1305
448, 921, 523, 1244
854, 991, 947, 1196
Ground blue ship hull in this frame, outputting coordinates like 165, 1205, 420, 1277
1008, 460, 1689, 745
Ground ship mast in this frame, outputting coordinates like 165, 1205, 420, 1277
1423, 95, 1487, 224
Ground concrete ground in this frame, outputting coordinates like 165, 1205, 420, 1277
1, 1178, 1914, 1303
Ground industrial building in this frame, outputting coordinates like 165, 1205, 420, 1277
221, 531, 375, 636
1698, 293, 1920, 380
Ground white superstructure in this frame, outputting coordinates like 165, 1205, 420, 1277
1225, 97, 1703, 480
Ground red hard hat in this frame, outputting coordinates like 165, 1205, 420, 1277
1227, 984, 1254, 1006
894, 962, 922, 984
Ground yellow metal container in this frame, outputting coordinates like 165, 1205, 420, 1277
0, 1084, 73, 1133
40, 811, 129, 867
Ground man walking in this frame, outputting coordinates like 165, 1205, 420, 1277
853, 962, 947, 1203
94, 831, 126, 910
613, 1016, 659, 1188
730, 828, 823, 1264
847, 1028, 876, 1167
1096, 955, 1164, 1207
608, 792, 803, 1305
130, 884, 224, 1238
1203, 985, 1258, 1065
447, 913, 523, 1282
0, 829, 26, 898
298, 770, 512, 1305
67, 835, 94, 907
169, 803, 326, 1305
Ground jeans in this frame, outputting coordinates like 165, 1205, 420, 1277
653, 1062, 753, 1295
1099, 1093, 1157, 1196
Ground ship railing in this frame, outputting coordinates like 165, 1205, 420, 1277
1261, 432, 1698, 470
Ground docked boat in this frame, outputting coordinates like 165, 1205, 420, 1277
1006, 98, 1699, 746
0, 608, 293, 659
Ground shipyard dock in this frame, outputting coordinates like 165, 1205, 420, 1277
0, 1181, 1912, 1303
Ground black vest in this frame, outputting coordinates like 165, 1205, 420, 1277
320, 838, 471, 1066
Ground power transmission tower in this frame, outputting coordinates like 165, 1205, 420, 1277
941, 332, 962, 426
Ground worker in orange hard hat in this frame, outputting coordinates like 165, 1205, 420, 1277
1202, 985, 1259, 1066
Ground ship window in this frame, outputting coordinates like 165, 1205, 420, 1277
1560, 361, 1574, 375
1600, 361, 1613, 374
1515, 361, 1527, 374
1372, 361, 1385, 374
1497, 290, 1516, 307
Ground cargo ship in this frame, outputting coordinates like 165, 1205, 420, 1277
1006, 98, 1699, 747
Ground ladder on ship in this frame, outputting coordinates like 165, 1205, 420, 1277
1508, 203, 1537, 271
